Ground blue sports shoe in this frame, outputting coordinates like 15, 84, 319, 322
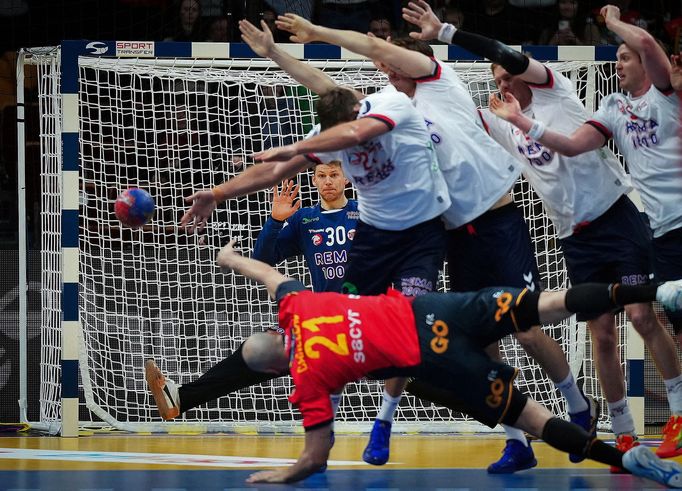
622, 444, 682, 488
568, 395, 600, 463
315, 430, 336, 473
487, 439, 538, 474
363, 419, 392, 465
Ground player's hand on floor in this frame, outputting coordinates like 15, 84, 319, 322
246, 469, 289, 483
181, 190, 217, 233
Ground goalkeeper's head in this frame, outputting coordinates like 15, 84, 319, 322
317, 87, 362, 130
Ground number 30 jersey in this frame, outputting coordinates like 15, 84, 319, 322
280, 289, 420, 429
253, 200, 359, 292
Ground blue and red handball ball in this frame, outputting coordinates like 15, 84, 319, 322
114, 188, 155, 229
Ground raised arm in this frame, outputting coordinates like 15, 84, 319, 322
601, 4, 671, 90
181, 155, 311, 233
402, 0, 548, 84
276, 13, 434, 79
254, 117, 390, 162
238, 19, 339, 96
489, 92, 606, 156
216, 239, 289, 299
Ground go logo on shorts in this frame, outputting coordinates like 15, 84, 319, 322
429, 319, 449, 354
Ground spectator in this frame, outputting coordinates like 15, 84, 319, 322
538, 0, 602, 46
369, 17, 392, 39
166, 0, 205, 41
265, 0, 314, 20
206, 16, 233, 42
262, 8, 288, 42
441, 5, 464, 29
466, 0, 530, 45
315, 0, 371, 33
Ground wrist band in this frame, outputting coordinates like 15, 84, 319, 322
437, 23, 457, 44
527, 120, 546, 140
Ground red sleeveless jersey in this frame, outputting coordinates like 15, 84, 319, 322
280, 289, 421, 428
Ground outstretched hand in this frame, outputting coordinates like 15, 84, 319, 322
489, 92, 522, 122
671, 54, 682, 92
239, 19, 276, 58
253, 144, 298, 162
275, 13, 318, 43
599, 4, 621, 23
271, 180, 301, 221
180, 190, 217, 233
403, 0, 443, 41
216, 239, 242, 272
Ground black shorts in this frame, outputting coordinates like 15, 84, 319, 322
411, 287, 530, 428
342, 217, 446, 296
652, 226, 682, 333
558, 196, 652, 321
447, 203, 541, 293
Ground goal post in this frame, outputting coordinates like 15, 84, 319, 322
19, 40, 639, 436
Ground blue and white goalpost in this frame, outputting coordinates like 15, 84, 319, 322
17, 40, 643, 436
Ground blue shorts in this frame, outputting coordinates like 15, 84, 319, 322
446, 203, 542, 293
558, 196, 652, 321
342, 217, 446, 296
652, 226, 682, 333
559, 196, 652, 285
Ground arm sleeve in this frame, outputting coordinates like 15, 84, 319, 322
252, 216, 303, 265
451, 30, 529, 76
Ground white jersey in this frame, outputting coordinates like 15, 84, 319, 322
308, 90, 450, 231
481, 67, 631, 239
590, 85, 682, 237
413, 60, 521, 229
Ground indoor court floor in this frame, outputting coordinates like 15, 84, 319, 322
0, 433, 678, 490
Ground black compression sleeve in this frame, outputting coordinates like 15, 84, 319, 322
541, 417, 624, 468
451, 30, 529, 75
565, 283, 658, 316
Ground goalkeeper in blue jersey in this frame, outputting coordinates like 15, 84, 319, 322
253, 161, 358, 293
145, 160, 357, 425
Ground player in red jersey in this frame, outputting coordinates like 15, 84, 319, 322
213, 239, 682, 485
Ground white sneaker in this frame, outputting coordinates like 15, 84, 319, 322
622, 444, 682, 488
145, 359, 180, 420
657, 280, 682, 311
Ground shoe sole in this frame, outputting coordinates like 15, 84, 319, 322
487, 458, 538, 474
656, 446, 682, 459
627, 445, 682, 488
145, 359, 179, 421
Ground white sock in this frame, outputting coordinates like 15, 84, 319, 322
607, 397, 636, 436
664, 374, 682, 415
502, 424, 528, 446
377, 389, 402, 422
330, 393, 342, 429
555, 372, 588, 414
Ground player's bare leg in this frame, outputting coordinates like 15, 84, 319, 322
626, 302, 682, 458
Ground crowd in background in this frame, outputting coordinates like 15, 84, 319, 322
0, 0, 680, 246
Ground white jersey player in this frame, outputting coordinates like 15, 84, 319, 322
274, 11, 591, 474
477, 2, 682, 460
305, 90, 449, 231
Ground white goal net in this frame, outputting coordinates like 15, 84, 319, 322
26, 44, 628, 434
